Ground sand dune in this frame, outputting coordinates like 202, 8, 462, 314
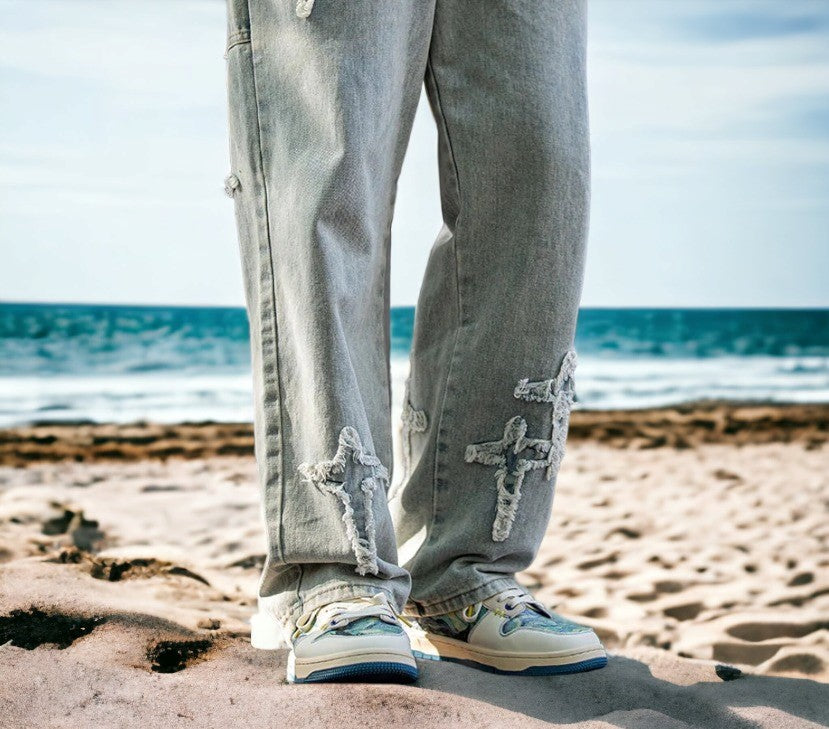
1, 406, 828, 726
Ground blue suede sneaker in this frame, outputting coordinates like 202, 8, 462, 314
406, 587, 607, 675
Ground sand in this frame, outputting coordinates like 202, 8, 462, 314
2, 402, 826, 467
1, 404, 828, 727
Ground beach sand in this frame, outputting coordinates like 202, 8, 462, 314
1, 403, 827, 727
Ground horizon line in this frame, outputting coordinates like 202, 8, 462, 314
1, 299, 828, 312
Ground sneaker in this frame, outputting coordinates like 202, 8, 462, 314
406, 586, 607, 675
252, 593, 418, 683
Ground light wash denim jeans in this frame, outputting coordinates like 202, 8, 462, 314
224, 0, 589, 633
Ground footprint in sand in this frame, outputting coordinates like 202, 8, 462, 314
41, 506, 105, 551
761, 649, 826, 676
0, 607, 104, 649
711, 619, 829, 666
663, 601, 704, 621
726, 620, 829, 642
146, 639, 214, 673
49, 548, 210, 586
227, 554, 265, 570
654, 580, 684, 594
140, 484, 182, 493
787, 571, 814, 587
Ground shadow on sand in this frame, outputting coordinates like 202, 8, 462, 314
413, 652, 829, 728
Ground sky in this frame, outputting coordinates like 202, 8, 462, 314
0, 0, 827, 308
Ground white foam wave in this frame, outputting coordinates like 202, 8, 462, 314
0, 355, 826, 427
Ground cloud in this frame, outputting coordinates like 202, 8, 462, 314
675, 2, 829, 43
588, 0, 829, 188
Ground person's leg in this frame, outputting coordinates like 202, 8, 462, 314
392, 0, 591, 615
224, 0, 434, 636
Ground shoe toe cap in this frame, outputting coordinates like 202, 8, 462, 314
293, 630, 412, 660
489, 624, 605, 655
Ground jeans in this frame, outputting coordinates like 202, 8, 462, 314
224, 0, 589, 633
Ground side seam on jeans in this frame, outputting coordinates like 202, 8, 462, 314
424, 54, 465, 552
243, 8, 288, 568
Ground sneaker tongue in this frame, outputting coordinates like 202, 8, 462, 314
501, 593, 551, 618
525, 601, 550, 617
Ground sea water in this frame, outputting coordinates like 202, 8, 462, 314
0, 303, 826, 426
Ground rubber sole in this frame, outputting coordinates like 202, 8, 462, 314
412, 649, 608, 675
408, 629, 608, 676
288, 661, 419, 684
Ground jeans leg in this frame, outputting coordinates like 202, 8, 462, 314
390, 0, 590, 615
225, 0, 435, 631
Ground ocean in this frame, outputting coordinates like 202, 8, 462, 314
1, 302, 827, 427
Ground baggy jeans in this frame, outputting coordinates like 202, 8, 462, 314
224, 0, 589, 633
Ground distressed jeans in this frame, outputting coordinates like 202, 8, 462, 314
224, 0, 589, 633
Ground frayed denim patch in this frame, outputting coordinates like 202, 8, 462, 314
295, 0, 315, 18
465, 416, 552, 541
514, 350, 577, 479
298, 427, 388, 575
514, 350, 577, 407
466, 350, 578, 541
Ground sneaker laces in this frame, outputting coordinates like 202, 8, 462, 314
295, 594, 399, 636
489, 586, 552, 619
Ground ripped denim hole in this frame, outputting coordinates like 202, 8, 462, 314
295, 0, 315, 18
298, 426, 387, 575
466, 351, 578, 541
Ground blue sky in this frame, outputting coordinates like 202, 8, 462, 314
1, 0, 827, 307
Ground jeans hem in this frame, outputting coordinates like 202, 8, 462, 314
405, 575, 520, 617
262, 580, 399, 633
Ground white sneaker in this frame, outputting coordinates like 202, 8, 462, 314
406, 586, 607, 675
252, 593, 418, 683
